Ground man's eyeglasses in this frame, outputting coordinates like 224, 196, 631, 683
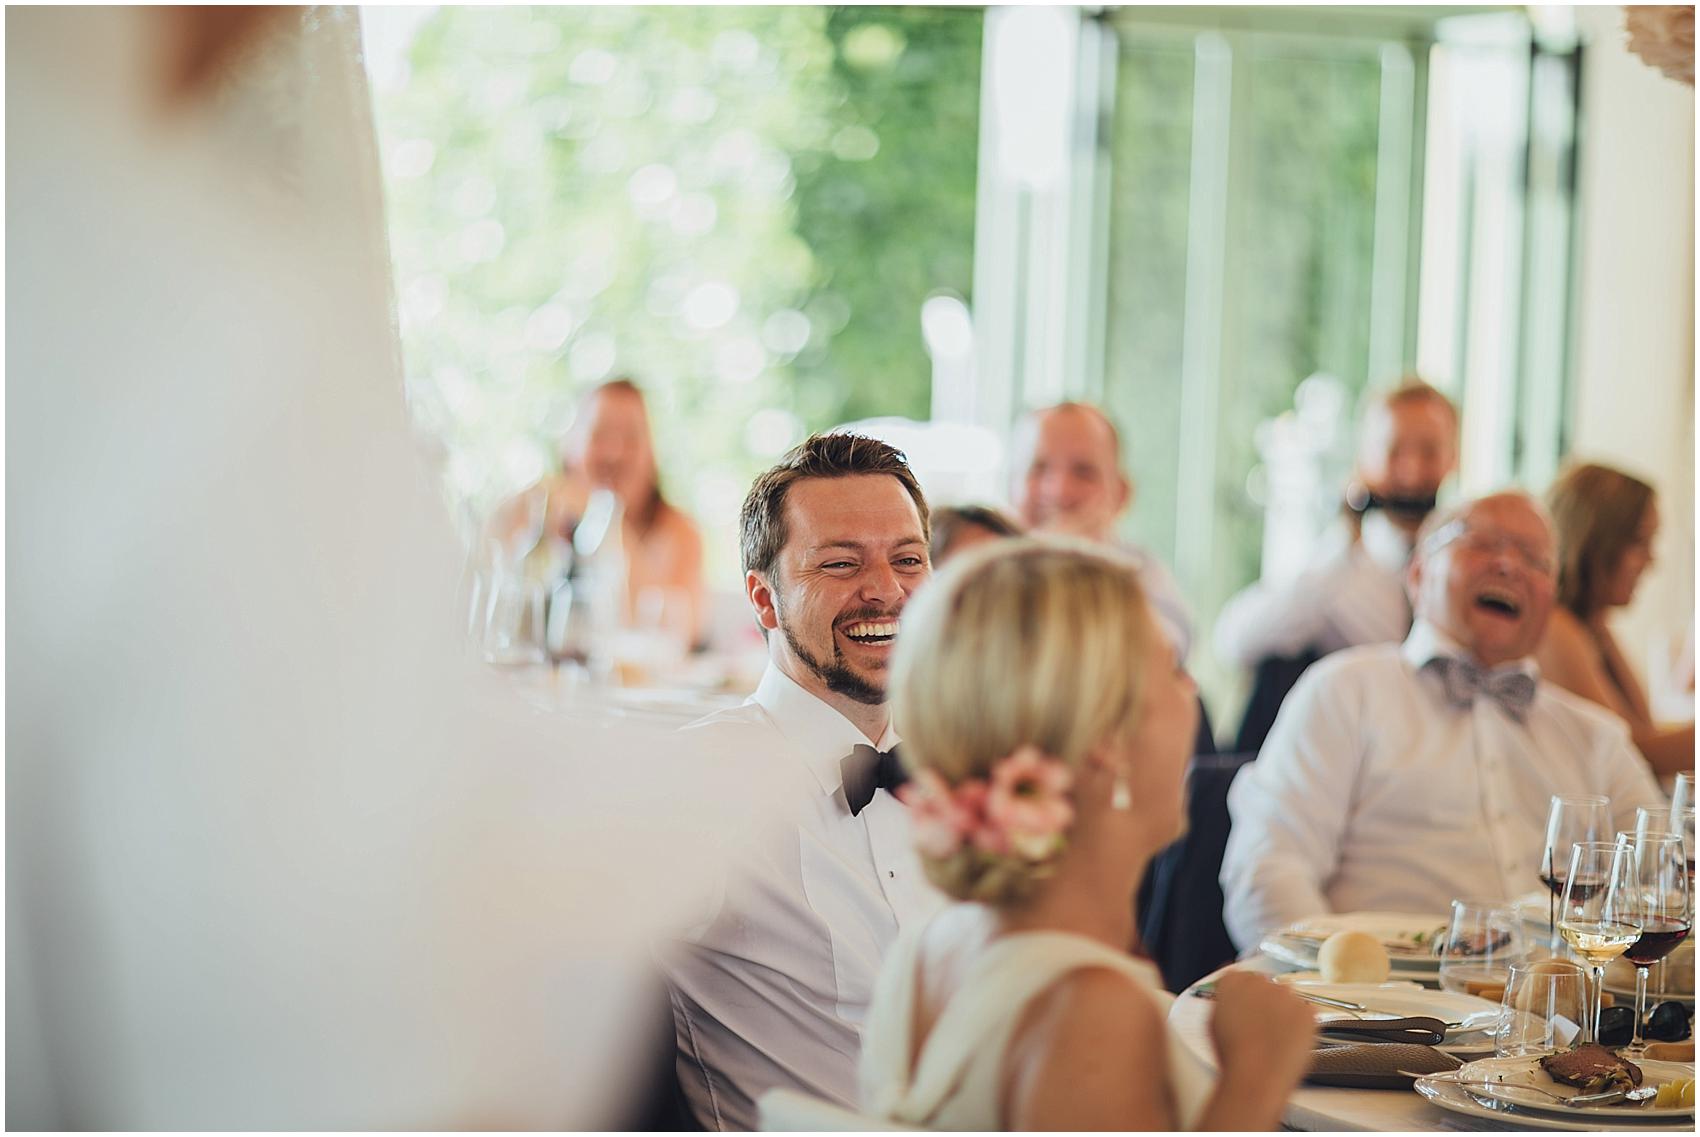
1420, 520, 1556, 576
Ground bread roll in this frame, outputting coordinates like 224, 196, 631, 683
1317, 930, 1391, 984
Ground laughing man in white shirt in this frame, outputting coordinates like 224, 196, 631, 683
664, 433, 947, 1131
1221, 491, 1663, 950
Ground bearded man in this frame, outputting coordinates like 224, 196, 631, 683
663, 432, 947, 1130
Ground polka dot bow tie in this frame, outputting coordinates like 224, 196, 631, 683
1425, 655, 1538, 723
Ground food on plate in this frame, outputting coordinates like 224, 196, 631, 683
1537, 1043, 1643, 1094
1464, 979, 1505, 1000
1651, 1077, 1695, 1109
1644, 1040, 1695, 1062
1317, 929, 1391, 984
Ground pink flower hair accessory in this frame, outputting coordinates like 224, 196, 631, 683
899, 745, 1075, 864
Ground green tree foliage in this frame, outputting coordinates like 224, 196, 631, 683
375, 6, 980, 578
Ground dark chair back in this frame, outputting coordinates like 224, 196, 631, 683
1232, 650, 1319, 756
620, 979, 702, 1131
1192, 691, 1217, 758
1136, 751, 1257, 993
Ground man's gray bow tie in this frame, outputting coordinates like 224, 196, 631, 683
1425, 656, 1537, 722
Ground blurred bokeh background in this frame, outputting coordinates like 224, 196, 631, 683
364, 3, 1693, 730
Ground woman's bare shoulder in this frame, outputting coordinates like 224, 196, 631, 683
654, 501, 704, 548
1003, 964, 1172, 1129
1538, 607, 1594, 669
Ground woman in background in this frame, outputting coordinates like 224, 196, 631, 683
861, 541, 1314, 1130
1538, 462, 1694, 775
492, 378, 706, 647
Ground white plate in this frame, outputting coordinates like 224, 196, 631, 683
1415, 1074, 1695, 1131
1261, 912, 1447, 976
1460, 1054, 1695, 1120
1283, 980, 1502, 1054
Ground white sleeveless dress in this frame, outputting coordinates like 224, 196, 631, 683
858, 925, 1213, 1130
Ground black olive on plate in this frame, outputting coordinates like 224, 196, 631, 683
1597, 1005, 1635, 1047
1646, 1001, 1692, 1042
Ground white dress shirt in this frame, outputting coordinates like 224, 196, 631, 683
662, 663, 946, 1131
1117, 542, 1196, 664
1214, 511, 1413, 666
1220, 621, 1664, 950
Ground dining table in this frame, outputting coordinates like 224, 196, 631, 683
1168, 954, 1692, 1132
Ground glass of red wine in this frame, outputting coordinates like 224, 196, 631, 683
1607, 831, 1691, 1055
1543, 795, 1610, 955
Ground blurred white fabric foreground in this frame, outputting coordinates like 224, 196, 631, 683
7, 8, 743, 1128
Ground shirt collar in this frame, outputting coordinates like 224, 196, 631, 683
751, 661, 900, 797
1360, 510, 1416, 573
1400, 618, 1541, 682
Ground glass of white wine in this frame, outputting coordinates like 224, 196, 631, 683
1558, 841, 1641, 1044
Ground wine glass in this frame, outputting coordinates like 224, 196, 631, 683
1607, 831, 1691, 1054
1637, 805, 1698, 999
1636, 805, 1673, 839
481, 567, 547, 667
1558, 841, 1640, 1044
1671, 771, 1694, 819
1543, 795, 1611, 954
1438, 899, 1525, 994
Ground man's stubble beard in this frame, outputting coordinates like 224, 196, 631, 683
774, 596, 886, 706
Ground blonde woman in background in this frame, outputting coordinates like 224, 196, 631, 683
491, 378, 706, 646
1537, 462, 1695, 775
860, 541, 1315, 1130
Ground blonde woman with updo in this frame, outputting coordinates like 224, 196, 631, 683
859, 541, 1316, 1130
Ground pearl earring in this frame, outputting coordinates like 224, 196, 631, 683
1111, 771, 1132, 812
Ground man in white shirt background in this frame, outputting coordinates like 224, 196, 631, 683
1221, 491, 1663, 950
1216, 380, 1460, 670
663, 432, 946, 1131
1010, 401, 1194, 663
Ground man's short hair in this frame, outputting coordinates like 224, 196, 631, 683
739, 432, 930, 579
1025, 401, 1125, 464
1368, 377, 1460, 434
928, 504, 1024, 562
1415, 489, 1550, 559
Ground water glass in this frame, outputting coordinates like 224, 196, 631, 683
1495, 959, 1590, 1057
1438, 899, 1526, 994
482, 571, 547, 666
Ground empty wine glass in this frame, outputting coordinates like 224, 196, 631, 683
1672, 771, 1694, 819
1559, 841, 1640, 1044
1438, 899, 1526, 994
1608, 831, 1691, 1055
1543, 795, 1610, 954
